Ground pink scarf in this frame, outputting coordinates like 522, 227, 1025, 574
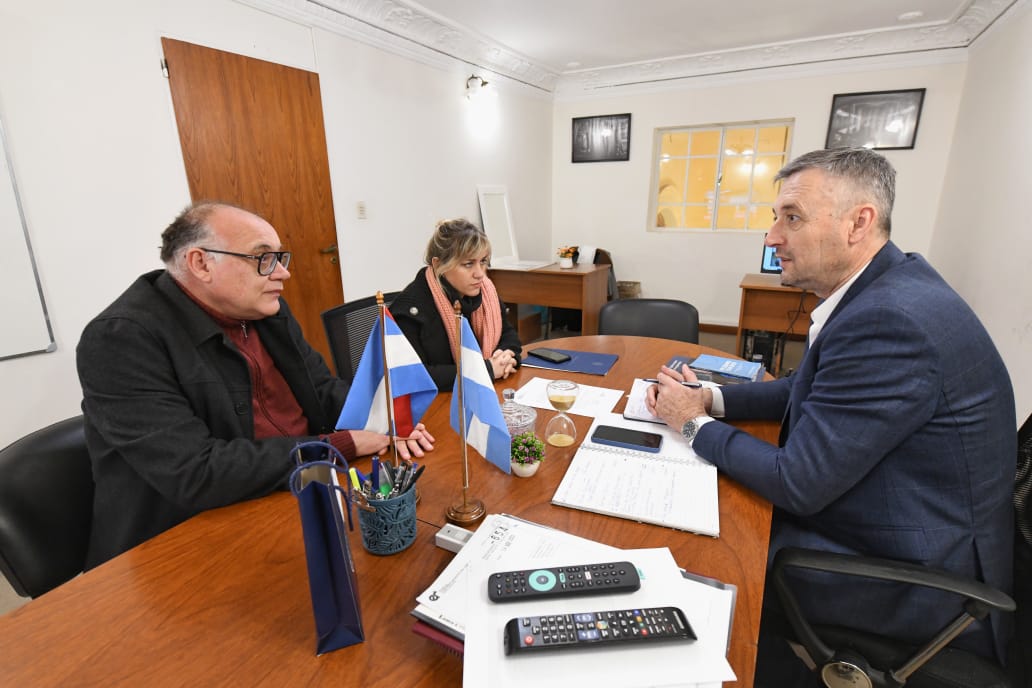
424, 266, 502, 361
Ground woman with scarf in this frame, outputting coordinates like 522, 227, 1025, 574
393, 218, 523, 391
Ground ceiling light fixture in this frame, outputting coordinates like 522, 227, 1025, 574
466, 74, 490, 99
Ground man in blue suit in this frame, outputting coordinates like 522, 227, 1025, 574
648, 147, 1015, 683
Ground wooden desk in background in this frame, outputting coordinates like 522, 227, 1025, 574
489, 262, 610, 335
736, 273, 820, 375
0, 336, 774, 688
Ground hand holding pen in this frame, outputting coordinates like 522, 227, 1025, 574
645, 364, 710, 422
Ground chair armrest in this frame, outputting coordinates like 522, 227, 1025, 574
771, 546, 1015, 679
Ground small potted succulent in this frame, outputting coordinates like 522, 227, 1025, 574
510, 432, 545, 477
557, 246, 578, 269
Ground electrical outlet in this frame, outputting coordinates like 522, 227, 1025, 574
356, 201, 367, 220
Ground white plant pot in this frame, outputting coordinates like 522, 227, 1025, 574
511, 460, 541, 477
558, 257, 574, 269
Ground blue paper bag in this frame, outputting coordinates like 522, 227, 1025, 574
289, 441, 364, 654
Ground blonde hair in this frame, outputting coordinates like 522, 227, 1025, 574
425, 218, 491, 277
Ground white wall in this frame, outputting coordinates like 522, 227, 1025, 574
0, 0, 552, 447
0, 0, 1026, 447
551, 59, 966, 328
931, 1, 1032, 422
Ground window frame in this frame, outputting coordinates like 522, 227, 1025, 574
647, 119, 793, 233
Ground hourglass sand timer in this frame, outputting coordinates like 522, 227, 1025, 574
545, 379, 579, 447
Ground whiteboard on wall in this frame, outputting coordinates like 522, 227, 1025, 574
0, 113, 55, 360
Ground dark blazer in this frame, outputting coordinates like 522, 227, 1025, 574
76, 270, 349, 568
695, 242, 1016, 661
392, 269, 522, 391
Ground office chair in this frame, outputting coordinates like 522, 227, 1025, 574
321, 291, 400, 382
0, 416, 94, 598
597, 297, 700, 344
770, 414, 1032, 688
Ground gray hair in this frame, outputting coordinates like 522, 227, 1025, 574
775, 147, 896, 234
425, 218, 491, 277
159, 201, 233, 277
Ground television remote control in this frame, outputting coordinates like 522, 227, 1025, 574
503, 606, 695, 655
488, 561, 641, 602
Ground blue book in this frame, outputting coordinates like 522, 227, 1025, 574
521, 348, 618, 376
664, 354, 764, 384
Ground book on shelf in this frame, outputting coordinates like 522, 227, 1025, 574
664, 353, 765, 384
521, 348, 618, 376
551, 413, 720, 537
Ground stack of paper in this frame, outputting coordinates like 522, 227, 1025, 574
411, 514, 736, 688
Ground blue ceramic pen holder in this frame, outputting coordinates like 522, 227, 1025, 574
356, 486, 417, 555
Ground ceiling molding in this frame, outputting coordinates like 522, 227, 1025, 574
237, 0, 1020, 96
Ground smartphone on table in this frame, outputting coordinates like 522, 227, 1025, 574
590, 425, 663, 453
527, 348, 572, 364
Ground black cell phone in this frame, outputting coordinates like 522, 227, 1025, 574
590, 425, 663, 453
528, 348, 571, 364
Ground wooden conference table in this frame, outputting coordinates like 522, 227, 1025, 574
0, 336, 775, 688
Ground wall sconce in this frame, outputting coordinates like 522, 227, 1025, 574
465, 74, 490, 100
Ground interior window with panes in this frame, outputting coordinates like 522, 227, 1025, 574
650, 121, 792, 232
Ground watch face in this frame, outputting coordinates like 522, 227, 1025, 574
681, 419, 698, 442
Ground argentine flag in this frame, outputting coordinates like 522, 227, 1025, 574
450, 316, 512, 473
336, 308, 437, 436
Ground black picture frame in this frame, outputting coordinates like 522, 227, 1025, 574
825, 88, 925, 150
571, 113, 631, 163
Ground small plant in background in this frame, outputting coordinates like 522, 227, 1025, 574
510, 432, 545, 465
557, 246, 578, 259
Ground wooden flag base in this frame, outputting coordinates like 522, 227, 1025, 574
446, 495, 485, 526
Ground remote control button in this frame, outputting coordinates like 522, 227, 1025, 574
527, 569, 557, 591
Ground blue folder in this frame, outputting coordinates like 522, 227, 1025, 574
521, 348, 618, 376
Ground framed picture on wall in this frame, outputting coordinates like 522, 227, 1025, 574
572, 113, 631, 163
825, 88, 926, 150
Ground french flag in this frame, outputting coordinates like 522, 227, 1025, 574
450, 315, 512, 473
336, 308, 437, 436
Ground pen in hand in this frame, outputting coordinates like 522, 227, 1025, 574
643, 378, 703, 389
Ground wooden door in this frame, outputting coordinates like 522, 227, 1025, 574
161, 38, 343, 365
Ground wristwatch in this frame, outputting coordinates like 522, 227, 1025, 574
680, 415, 713, 447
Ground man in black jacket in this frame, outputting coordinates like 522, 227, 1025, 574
77, 202, 433, 567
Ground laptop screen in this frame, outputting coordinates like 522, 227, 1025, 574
760, 240, 782, 274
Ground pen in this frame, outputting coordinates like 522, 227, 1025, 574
371, 457, 380, 492
643, 378, 703, 388
405, 464, 426, 493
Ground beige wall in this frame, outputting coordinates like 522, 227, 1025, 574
931, 2, 1032, 422
550, 59, 966, 328
0, 0, 552, 447
0, 0, 1028, 447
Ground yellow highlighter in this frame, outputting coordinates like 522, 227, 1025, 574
348, 468, 361, 491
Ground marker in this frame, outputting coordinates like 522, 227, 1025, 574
348, 468, 361, 490
643, 378, 703, 389
371, 457, 380, 492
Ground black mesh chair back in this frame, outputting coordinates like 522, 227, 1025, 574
321, 292, 401, 381
597, 298, 700, 344
0, 416, 93, 598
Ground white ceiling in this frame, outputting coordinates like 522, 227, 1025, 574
241, 0, 1023, 95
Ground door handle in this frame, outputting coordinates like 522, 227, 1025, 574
320, 244, 338, 254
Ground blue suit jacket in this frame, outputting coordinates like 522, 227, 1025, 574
695, 242, 1016, 660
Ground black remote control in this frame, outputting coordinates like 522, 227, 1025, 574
503, 606, 695, 655
488, 561, 641, 602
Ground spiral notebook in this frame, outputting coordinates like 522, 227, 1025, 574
551, 413, 719, 537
